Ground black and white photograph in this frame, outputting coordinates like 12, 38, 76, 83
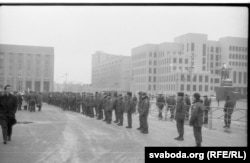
0, 2, 248, 163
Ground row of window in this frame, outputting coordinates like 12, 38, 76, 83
229, 61, 248, 67
233, 71, 247, 84
229, 54, 248, 60
181, 84, 209, 92
229, 46, 247, 52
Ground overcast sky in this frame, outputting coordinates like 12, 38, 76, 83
0, 6, 248, 84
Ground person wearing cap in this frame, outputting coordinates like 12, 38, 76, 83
138, 92, 150, 134
156, 94, 165, 120
174, 92, 186, 141
223, 95, 236, 129
167, 95, 176, 120
0, 85, 17, 144
189, 92, 205, 147
125, 92, 134, 128
105, 94, 113, 124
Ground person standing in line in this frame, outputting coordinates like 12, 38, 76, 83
105, 94, 112, 124
116, 94, 124, 126
223, 95, 236, 129
174, 92, 186, 141
137, 92, 143, 130
36, 92, 43, 111
156, 94, 165, 120
184, 94, 191, 121
0, 85, 18, 144
138, 92, 150, 134
189, 93, 205, 147
125, 92, 134, 129
29, 91, 37, 112
112, 92, 119, 123
203, 95, 211, 124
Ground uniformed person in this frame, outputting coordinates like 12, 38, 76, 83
223, 95, 236, 128
116, 94, 124, 126
189, 93, 205, 147
29, 91, 37, 112
125, 92, 134, 129
184, 94, 191, 121
36, 92, 42, 111
76, 93, 82, 113
105, 94, 113, 124
203, 95, 211, 124
137, 92, 143, 130
174, 92, 186, 141
156, 94, 165, 120
138, 92, 150, 134
113, 92, 119, 123
81, 93, 86, 115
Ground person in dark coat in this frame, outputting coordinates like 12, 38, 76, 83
36, 92, 43, 111
184, 94, 191, 121
105, 94, 113, 124
203, 95, 211, 124
174, 92, 186, 141
125, 92, 134, 128
156, 94, 165, 120
0, 85, 18, 144
138, 92, 150, 134
223, 95, 236, 128
137, 92, 143, 130
17, 93, 23, 111
116, 94, 124, 126
112, 92, 119, 123
189, 92, 205, 147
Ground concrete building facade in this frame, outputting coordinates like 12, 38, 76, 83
0, 44, 54, 92
131, 33, 247, 96
92, 51, 131, 92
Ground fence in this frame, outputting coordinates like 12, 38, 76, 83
148, 101, 247, 133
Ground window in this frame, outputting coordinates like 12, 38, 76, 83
205, 76, 208, 82
181, 84, 184, 91
173, 58, 177, 63
154, 68, 156, 74
199, 75, 203, 82
148, 85, 151, 90
203, 44, 206, 56
244, 72, 247, 84
153, 76, 156, 82
181, 74, 185, 81
203, 58, 206, 64
187, 84, 190, 91
229, 46, 232, 50
233, 71, 236, 83
154, 53, 157, 58
229, 54, 232, 59
185, 59, 188, 64
179, 58, 182, 64
205, 85, 208, 92
153, 85, 156, 90
211, 78, 213, 83
193, 85, 196, 91
149, 76, 151, 82
239, 72, 242, 84
199, 85, 202, 91
202, 66, 206, 70
210, 62, 214, 68
191, 43, 195, 51
149, 68, 152, 73
216, 47, 219, 53
210, 54, 213, 60
187, 43, 189, 52
236, 46, 238, 51
211, 47, 214, 52
214, 78, 219, 83
154, 60, 157, 65
193, 75, 197, 82
216, 55, 219, 60
187, 75, 191, 82
236, 54, 238, 59
149, 60, 152, 65
149, 52, 152, 57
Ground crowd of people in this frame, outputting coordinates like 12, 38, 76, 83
0, 84, 237, 147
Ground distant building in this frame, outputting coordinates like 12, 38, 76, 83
131, 33, 248, 96
0, 44, 54, 92
92, 51, 131, 92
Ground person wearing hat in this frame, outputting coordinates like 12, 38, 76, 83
138, 92, 150, 134
105, 94, 113, 124
125, 92, 134, 128
189, 92, 205, 147
112, 92, 119, 123
174, 92, 186, 141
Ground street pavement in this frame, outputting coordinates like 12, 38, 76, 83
0, 103, 247, 163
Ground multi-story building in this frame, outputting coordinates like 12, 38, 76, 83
92, 51, 131, 92
131, 33, 247, 96
0, 44, 54, 92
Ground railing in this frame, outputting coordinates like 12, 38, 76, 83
148, 101, 247, 133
